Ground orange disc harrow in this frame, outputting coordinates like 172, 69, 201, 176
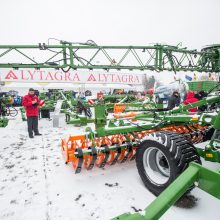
61, 125, 208, 173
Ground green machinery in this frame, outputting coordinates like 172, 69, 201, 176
39, 90, 75, 110
36, 89, 157, 125
65, 94, 163, 126
0, 41, 220, 218
187, 80, 219, 92
114, 110, 220, 220
114, 161, 220, 220
20, 90, 89, 121
0, 96, 15, 127
65, 100, 163, 127
0, 42, 219, 72
61, 91, 220, 162
61, 92, 220, 220
19, 107, 27, 121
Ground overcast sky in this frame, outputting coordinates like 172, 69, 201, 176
0, 0, 219, 83
0, 0, 219, 48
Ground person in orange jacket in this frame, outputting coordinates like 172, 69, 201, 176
183, 91, 198, 113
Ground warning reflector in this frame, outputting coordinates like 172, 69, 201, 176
88, 99, 94, 105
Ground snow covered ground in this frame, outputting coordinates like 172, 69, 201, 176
0, 112, 219, 220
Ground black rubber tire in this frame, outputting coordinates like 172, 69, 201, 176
136, 131, 201, 196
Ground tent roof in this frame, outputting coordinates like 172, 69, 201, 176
44, 83, 81, 89
82, 83, 133, 89
3, 82, 43, 88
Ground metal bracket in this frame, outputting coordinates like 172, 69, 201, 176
53, 100, 64, 127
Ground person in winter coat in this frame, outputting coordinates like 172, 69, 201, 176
22, 88, 44, 138
183, 91, 198, 112
167, 91, 181, 110
195, 90, 208, 112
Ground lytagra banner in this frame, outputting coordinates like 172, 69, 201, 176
0, 69, 143, 85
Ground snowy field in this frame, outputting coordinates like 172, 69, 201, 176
0, 112, 219, 220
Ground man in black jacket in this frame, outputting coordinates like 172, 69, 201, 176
167, 91, 180, 110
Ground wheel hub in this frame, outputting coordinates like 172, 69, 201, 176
143, 147, 170, 185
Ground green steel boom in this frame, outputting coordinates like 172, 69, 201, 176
0, 41, 220, 72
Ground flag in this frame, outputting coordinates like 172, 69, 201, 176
185, 75, 192, 81
193, 73, 198, 80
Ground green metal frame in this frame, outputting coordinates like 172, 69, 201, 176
70, 95, 220, 161
0, 42, 219, 72
113, 162, 220, 220
113, 102, 220, 220
66, 94, 220, 137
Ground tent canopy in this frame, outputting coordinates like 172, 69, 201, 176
2, 82, 138, 91
82, 83, 133, 89
3, 82, 42, 88
44, 83, 81, 89
107, 84, 133, 89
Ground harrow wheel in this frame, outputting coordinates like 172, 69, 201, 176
136, 131, 201, 196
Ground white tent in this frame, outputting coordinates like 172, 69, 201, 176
133, 85, 145, 91
44, 83, 81, 90
82, 84, 106, 89
3, 82, 43, 88
82, 83, 133, 89
106, 84, 133, 89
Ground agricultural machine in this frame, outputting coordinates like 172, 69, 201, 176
61, 90, 220, 220
61, 92, 220, 170
0, 93, 17, 127
113, 119, 220, 218
0, 41, 220, 219
36, 89, 154, 125
20, 89, 92, 121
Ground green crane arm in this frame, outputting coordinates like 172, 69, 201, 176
0, 42, 219, 72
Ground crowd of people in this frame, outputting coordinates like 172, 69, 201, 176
167, 90, 207, 112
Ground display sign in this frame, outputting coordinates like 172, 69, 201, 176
0, 69, 143, 85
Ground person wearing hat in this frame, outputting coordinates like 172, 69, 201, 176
167, 91, 181, 110
22, 88, 44, 138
